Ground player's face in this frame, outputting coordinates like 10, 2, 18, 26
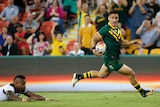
108, 14, 119, 27
14, 78, 26, 93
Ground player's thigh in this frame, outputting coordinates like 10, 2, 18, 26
98, 64, 111, 77
117, 64, 135, 76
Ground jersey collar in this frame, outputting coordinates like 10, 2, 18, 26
108, 22, 117, 29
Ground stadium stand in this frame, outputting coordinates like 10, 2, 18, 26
21, 12, 28, 21
149, 48, 160, 55
40, 21, 54, 41
0, 21, 9, 33
66, 40, 77, 53
0, 3, 5, 13
134, 48, 149, 55
1, 0, 8, 6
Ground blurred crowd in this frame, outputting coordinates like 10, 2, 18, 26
0, 0, 160, 56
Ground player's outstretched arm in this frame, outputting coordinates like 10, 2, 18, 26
25, 91, 55, 101
6, 91, 31, 102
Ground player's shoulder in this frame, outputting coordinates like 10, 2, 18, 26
5, 84, 15, 89
103, 24, 109, 28
2, 84, 15, 93
1, 84, 12, 88
98, 24, 109, 33
100, 24, 109, 29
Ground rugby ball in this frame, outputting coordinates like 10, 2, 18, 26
95, 41, 106, 54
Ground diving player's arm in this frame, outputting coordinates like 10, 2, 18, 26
6, 91, 30, 102
25, 91, 54, 101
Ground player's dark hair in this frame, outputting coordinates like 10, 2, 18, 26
14, 75, 26, 81
109, 10, 118, 15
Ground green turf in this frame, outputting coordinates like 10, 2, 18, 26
0, 92, 159, 107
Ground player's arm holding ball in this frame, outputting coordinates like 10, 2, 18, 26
91, 32, 104, 56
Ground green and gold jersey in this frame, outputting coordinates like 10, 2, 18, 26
99, 22, 121, 58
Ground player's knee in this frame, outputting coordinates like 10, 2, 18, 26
129, 70, 136, 77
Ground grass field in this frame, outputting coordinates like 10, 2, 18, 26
0, 92, 159, 107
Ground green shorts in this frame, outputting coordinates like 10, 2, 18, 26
104, 56, 123, 72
